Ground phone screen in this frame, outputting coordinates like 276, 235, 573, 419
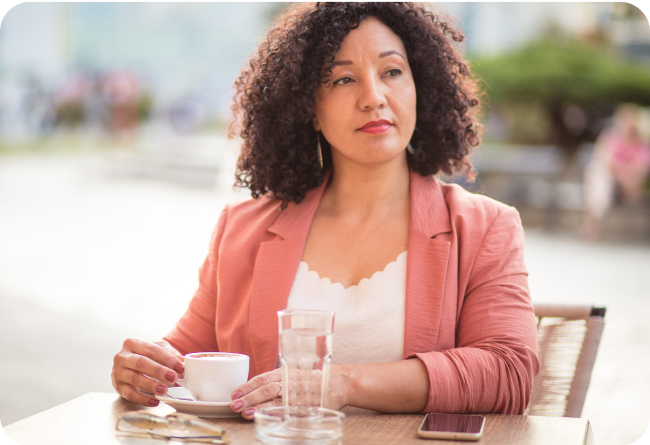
421, 413, 484, 434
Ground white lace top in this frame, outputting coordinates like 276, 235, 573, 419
285, 251, 407, 365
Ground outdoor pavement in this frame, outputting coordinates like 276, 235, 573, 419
0, 136, 648, 444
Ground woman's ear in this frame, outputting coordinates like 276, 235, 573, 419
307, 108, 321, 132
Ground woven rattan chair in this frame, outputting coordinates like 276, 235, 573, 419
526, 304, 606, 418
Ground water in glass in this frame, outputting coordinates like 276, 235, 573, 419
280, 328, 333, 417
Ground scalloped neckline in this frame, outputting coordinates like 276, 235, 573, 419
298, 251, 407, 292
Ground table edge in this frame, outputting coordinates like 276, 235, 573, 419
4, 392, 119, 430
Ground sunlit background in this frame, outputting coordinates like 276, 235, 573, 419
1, 3, 649, 444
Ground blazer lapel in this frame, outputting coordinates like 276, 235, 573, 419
248, 174, 330, 375
404, 172, 452, 356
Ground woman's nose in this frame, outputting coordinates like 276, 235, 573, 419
358, 77, 386, 111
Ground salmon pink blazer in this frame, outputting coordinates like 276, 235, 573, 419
164, 171, 539, 414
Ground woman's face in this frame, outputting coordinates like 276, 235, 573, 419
311, 17, 417, 169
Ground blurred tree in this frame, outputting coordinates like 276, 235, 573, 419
137, 93, 153, 122
55, 101, 85, 127
473, 38, 650, 156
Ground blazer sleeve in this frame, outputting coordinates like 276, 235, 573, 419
413, 207, 539, 414
163, 207, 228, 355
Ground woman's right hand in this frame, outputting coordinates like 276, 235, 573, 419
112, 338, 185, 407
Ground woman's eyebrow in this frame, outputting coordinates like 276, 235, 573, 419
332, 50, 405, 67
332, 60, 353, 67
379, 50, 405, 60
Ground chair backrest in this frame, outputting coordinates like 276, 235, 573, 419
526, 304, 606, 418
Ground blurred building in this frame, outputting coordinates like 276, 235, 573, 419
441, 2, 649, 60
1, 2, 649, 141
0, 3, 282, 140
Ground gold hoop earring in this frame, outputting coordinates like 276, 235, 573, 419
317, 133, 324, 169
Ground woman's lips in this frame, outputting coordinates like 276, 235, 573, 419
358, 120, 392, 134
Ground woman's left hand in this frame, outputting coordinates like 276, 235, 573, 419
230, 365, 353, 420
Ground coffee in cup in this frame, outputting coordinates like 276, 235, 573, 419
178, 352, 249, 402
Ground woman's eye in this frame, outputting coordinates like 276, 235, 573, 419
386, 69, 402, 77
333, 76, 352, 85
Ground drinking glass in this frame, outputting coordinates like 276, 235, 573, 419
278, 309, 335, 418
255, 309, 342, 444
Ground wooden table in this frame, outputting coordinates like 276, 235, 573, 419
5, 393, 594, 445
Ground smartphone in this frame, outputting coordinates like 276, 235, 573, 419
417, 413, 485, 441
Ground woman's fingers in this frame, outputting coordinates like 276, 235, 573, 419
231, 370, 282, 416
116, 350, 178, 385
239, 397, 284, 420
114, 381, 160, 407
112, 337, 187, 405
115, 367, 170, 397
119, 338, 183, 383
231, 380, 282, 412
231, 369, 281, 399
155, 340, 185, 369
126, 338, 185, 377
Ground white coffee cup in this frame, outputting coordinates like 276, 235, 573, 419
178, 352, 249, 402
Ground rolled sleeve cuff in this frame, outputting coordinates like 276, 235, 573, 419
408, 351, 464, 413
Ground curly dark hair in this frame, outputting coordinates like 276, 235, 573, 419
229, 2, 482, 206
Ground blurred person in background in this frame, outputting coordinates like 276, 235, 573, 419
582, 103, 650, 240
102, 70, 142, 140
111, 2, 538, 419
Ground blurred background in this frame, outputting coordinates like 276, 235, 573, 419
0, 3, 649, 444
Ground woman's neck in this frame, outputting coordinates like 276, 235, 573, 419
321, 154, 410, 217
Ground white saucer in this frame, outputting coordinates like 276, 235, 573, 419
156, 387, 241, 418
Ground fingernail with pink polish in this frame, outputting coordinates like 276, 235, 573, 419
156, 385, 167, 395
231, 390, 243, 400
148, 399, 158, 407
174, 363, 184, 374
165, 372, 175, 383
233, 400, 244, 411
244, 409, 255, 417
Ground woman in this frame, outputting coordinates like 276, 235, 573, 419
112, 3, 539, 419
582, 103, 650, 240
